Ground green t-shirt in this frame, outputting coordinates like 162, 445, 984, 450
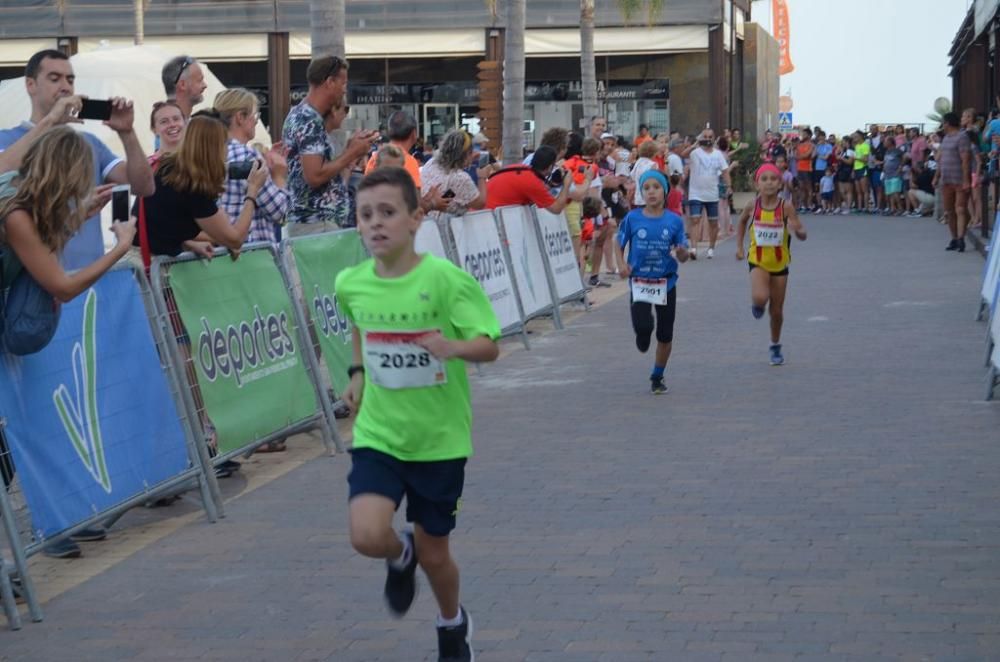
853, 142, 871, 170
335, 254, 501, 461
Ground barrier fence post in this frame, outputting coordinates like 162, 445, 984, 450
0, 422, 37, 628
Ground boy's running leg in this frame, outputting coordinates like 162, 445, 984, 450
768, 274, 789, 366
415, 527, 461, 622
348, 451, 418, 617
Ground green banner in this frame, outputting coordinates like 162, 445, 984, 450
290, 230, 368, 396
169, 250, 318, 454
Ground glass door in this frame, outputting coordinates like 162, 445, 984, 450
422, 104, 459, 149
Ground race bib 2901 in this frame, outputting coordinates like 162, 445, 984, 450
631, 277, 669, 306
363, 330, 447, 390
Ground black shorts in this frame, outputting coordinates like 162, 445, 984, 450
348, 447, 466, 537
812, 170, 826, 185
852, 168, 868, 181
749, 263, 790, 277
630, 286, 677, 344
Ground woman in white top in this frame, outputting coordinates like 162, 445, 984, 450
420, 130, 490, 215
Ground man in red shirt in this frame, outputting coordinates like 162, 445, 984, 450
485, 145, 570, 213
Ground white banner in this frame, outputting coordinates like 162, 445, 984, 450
533, 208, 585, 301
415, 218, 450, 261
981, 217, 1000, 310
448, 211, 522, 332
498, 206, 553, 319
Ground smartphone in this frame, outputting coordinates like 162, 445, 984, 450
228, 160, 256, 180
78, 99, 113, 121
477, 152, 490, 168
442, 189, 457, 199
111, 185, 129, 223
577, 165, 587, 174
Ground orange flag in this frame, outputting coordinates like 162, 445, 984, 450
772, 0, 795, 76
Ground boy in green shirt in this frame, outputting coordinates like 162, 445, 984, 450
335, 167, 500, 662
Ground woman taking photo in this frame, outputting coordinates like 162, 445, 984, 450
1, 126, 133, 304
136, 114, 266, 258
420, 129, 488, 215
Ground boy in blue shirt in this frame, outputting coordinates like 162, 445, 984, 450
616, 170, 690, 394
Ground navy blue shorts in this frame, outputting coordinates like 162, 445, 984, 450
688, 200, 719, 219
348, 448, 466, 537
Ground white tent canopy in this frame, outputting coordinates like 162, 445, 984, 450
0, 43, 271, 158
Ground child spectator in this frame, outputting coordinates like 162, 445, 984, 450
776, 155, 794, 204
882, 136, 904, 215
580, 196, 604, 276
666, 173, 684, 216
375, 144, 406, 170
819, 166, 836, 213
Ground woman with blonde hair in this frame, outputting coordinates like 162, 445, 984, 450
420, 129, 488, 214
0, 126, 133, 303
135, 114, 266, 257
214, 88, 289, 244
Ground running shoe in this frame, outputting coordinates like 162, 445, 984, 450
958, 238, 966, 253
588, 275, 611, 289
437, 606, 474, 662
650, 378, 669, 395
689, 248, 698, 260
769, 344, 785, 366
946, 239, 959, 251
706, 248, 715, 259
751, 305, 765, 320
384, 530, 418, 617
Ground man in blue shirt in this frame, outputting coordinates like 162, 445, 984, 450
0, 49, 155, 271
616, 170, 690, 395
0, 49, 154, 559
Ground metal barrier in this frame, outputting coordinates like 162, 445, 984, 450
531, 206, 589, 308
279, 230, 369, 453
496, 205, 564, 329
0, 263, 218, 629
976, 213, 1000, 322
446, 210, 530, 348
149, 244, 338, 473
987, 280, 1000, 401
415, 217, 454, 263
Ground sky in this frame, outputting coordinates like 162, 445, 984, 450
753, 0, 972, 135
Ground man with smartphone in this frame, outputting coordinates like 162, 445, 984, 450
0, 48, 155, 560
282, 55, 380, 235
0, 49, 155, 267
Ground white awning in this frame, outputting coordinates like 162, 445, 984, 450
291, 30, 486, 59
525, 26, 708, 55
0, 27, 707, 68
0, 39, 58, 68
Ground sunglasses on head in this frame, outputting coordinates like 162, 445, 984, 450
173, 56, 194, 87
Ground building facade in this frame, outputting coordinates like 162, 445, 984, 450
0, 0, 778, 146
950, 0, 1000, 115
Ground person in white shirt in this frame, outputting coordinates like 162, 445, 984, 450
682, 128, 731, 259
630, 140, 659, 206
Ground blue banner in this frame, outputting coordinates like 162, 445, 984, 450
0, 269, 190, 539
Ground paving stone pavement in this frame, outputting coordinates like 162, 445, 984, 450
2, 213, 1000, 661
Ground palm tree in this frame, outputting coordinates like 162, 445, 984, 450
501, 0, 526, 164
311, 0, 346, 59
134, 0, 147, 45
580, 1, 666, 124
